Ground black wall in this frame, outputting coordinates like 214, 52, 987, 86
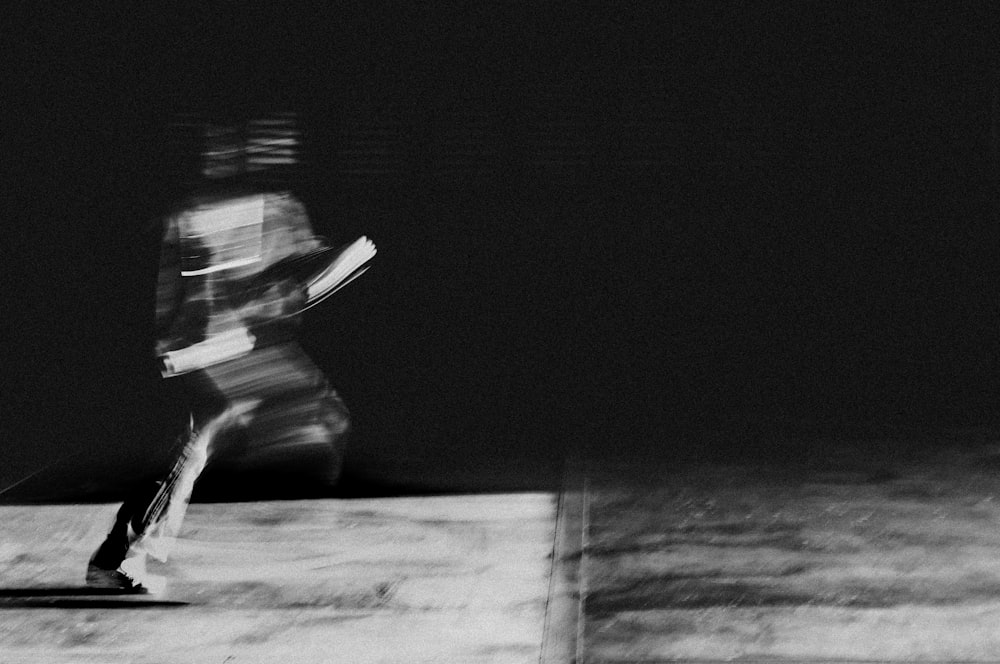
6, 4, 999, 493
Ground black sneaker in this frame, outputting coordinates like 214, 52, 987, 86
85, 564, 152, 594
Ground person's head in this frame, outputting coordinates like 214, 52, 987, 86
166, 111, 301, 191
201, 120, 247, 181
244, 113, 301, 183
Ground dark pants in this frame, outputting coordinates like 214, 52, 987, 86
91, 342, 349, 570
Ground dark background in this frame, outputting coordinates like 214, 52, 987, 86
4, 4, 999, 496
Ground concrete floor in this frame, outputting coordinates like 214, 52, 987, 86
573, 434, 1000, 662
0, 494, 558, 663
7, 433, 1000, 662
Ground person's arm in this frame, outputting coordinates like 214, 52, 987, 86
155, 212, 221, 355
231, 193, 318, 344
261, 193, 325, 264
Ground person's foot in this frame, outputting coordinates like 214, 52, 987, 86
85, 564, 152, 594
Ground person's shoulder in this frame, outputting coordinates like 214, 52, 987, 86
264, 191, 307, 215
263, 189, 297, 203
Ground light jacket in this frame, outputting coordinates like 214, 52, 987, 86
155, 189, 323, 363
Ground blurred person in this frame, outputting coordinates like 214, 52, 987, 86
86, 114, 351, 593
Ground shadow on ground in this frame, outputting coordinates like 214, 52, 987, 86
0, 587, 189, 609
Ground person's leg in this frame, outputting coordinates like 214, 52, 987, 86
86, 412, 201, 593
128, 399, 258, 561
87, 399, 258, 592
203, 343, 350, 485
86, 343, 346, 591
87, 479, 164, 572
86, 372, 229, 591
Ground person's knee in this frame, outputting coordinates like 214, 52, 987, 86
123, 480, 164, 536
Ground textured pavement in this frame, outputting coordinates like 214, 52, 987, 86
7, 433, 1000, 662
0, 494, 558, 663
572, 434, 1000, 662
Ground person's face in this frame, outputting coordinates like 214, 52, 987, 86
201, 124, 245, 180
